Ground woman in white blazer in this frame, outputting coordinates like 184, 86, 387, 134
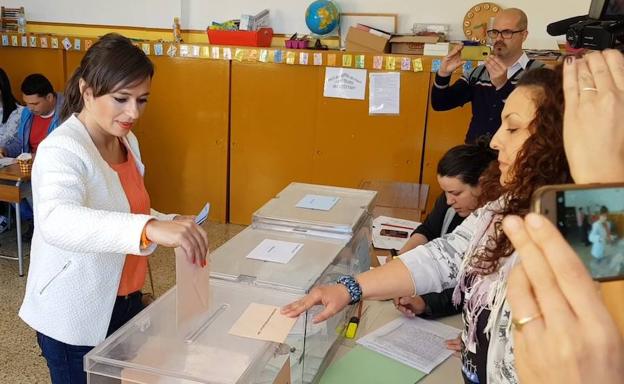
18, 34, 209, 384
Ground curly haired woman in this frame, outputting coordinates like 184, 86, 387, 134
281, 66, 571, 384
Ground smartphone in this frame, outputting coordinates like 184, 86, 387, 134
380, 228, 409, 239
532, 183, 624, 282
460, 45, 491, 61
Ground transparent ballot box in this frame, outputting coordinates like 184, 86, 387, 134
251, 183, 374, 283
209, 227, 368, 383
252, 182, 377, 239
85, 280, 298, 384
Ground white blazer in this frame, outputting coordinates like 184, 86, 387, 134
19, 115, 175, 346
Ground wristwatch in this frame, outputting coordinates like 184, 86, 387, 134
336, 275, 362, 305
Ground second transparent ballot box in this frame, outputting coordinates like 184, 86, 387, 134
209, 226, 369, 383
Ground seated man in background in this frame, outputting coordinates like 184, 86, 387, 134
1, 73, 64, 157
0, 73, 64, 227
431, 8, 543, 143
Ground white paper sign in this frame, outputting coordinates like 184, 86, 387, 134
369, 72, 400, 115
323, 67, 367, 100
246, 239, 303, 264
296, 194, 339, 211
424, 42, 450, 57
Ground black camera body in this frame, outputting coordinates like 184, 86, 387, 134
566, 19, 624, 49
548, 0, 624, 49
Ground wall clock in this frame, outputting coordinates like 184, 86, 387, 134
463, 2, 502, 44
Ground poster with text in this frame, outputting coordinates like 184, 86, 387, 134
323, 67, 367, 100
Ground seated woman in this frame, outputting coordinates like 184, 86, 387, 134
282, 66, 572, 384
396, 140, 496, 321
0, 68, 22, 152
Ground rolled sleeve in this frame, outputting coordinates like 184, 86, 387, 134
399, 210, 480, 295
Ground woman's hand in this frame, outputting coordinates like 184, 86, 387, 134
563, 50, 624, 183
503, 213, 624, 384
173, 215, 196, 223
393, 295, 426, 317
281, 284, 351, 323
445, 336, 462, 357
144, 219, 209, 267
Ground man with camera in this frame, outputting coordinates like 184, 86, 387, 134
431, 8, 544, 143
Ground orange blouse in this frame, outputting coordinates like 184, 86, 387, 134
109, 149, 151, 296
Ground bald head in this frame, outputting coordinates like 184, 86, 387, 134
491, 8, 529, 61
497, 8, 528, 31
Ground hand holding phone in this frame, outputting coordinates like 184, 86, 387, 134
532, 183, 624, 282
502, 213, 624, 384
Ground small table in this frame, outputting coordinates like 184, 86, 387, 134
0, 163, 31, 276
359, 180, 429, 223
359, 180, 429, 267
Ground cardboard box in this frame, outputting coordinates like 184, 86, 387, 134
389, 35, 440, 55
345, 27, 390, 53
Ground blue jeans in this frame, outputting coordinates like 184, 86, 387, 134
37, 291, 145, 384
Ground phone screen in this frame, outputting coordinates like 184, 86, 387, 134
547, 186, 624, 281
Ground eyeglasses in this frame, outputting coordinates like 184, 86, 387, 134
486, 29, 525, 39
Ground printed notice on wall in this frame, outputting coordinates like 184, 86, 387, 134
369, 72, 400, 115
323, 67, 367, 100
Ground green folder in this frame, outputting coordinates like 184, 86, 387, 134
319, 345, 426, 384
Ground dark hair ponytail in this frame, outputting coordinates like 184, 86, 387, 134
60, 68, 84, 123
436, 137, 497, 186
60, 33, 154, 122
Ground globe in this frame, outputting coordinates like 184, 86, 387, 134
305, 0, 340, 36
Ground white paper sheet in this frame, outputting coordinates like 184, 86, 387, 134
369, 72, 400, 115
246, 239, 303, 264
0, 157, 16, 168
357, 316, 461, 374
323, 67, 367, 100
423, 42, 450, 56
295, 194, 339, 211
195, 202, 211, 225
372, 215, 420, 250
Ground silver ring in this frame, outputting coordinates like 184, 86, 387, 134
581, 87, 598, 92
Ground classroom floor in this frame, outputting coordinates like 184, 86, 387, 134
0, 221, 245, 383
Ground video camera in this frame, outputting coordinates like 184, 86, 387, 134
547, 0, 624, 50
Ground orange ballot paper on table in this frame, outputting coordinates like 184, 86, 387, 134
228, 303, 297, 343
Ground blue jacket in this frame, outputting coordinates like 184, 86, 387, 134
7, 92, 64, 157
